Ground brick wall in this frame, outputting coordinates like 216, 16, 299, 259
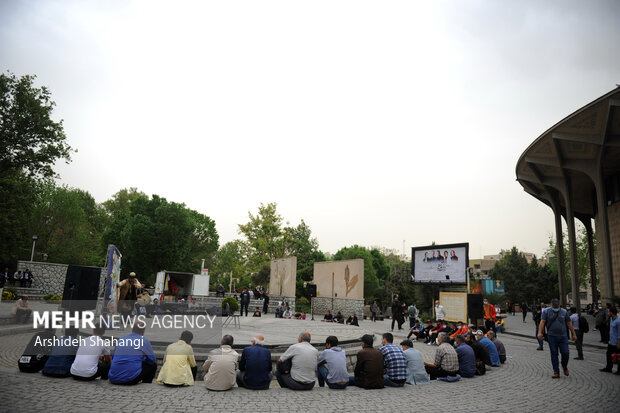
311, 297, 364, 318
16, 261, 106, 297
608, 201, 620, 298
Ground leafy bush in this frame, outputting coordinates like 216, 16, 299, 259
222, 296, 239, 313
2, 289, 17, 301
44, 294, 62, 301
297, 297, 309, 306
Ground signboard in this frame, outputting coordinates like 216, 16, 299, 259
411, 242, 469, 284
439, 291, 468, 322
313, 259, 364, 300
270, 257, 297, 297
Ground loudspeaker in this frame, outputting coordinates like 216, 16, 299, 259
61, 265, 101, 310
467, 294, 484, 320
307, 284, 317, 298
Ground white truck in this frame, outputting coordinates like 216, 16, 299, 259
153, 270, 210, 300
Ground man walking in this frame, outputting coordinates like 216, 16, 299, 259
569, 307, 584, 360
599, 306, 620, 374
537, 298, 577, 379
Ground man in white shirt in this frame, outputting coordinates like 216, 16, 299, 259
70, 325, 111, 380
276, 331, 318, 390
434, 300, 446, 322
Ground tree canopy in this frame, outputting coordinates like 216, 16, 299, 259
0, 72, 73, 179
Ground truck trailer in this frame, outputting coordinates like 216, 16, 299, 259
153, 270, 210, 301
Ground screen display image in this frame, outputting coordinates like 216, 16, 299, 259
411, 243, 469, 284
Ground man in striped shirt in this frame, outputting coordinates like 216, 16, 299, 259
379, 333, 407, 387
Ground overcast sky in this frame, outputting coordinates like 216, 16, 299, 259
2, 0, 619, 259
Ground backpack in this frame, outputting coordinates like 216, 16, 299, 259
578, 315, 589, 333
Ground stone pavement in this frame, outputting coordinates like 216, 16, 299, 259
1, 317, 619, 412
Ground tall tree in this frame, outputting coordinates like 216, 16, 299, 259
238, 202, 284, 270
0, 72, 73, 179
545, 227, 594, 292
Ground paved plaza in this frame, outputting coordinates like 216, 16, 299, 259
0, 310, 619, 412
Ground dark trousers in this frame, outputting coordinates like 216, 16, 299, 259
575, 330, 583, 358
236, 370, 271, 390
425, 365, 457, 380
15, 308, 32, 323
604, 344, 619, 372
112, 362, 157, 385
485, 319, 496, 333
522, 311, 528, 322
535, 325, 544, 349
241, 303, 249, 316
371, 312, 377, 322
18, 355, 49, 373
275, 370, 314, 390
72, 362, 111, 381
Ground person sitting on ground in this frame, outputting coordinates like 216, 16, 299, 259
346, 313, 359, 326
203, 335, 239, 391
109, 324, 157, 385
237, 334, 272, 390
427, 320, 445, 344
379, 332, 407, 387
276, 331, 318, 390
12, 295, 33, 324
450, 321, 469, 339
475, 330, 501, 367
332, 311, 345, 324
322, 310, 333, 322
464, 332, 489, 375
282, 308, 293, 319
301, 312, 307, 320
253, 307, 262, 317
399, 339, 430, 385
18, 328, 56, 373
407, 320, 425, 341
454, 334, 476, 378
317, 336, 349, 389
294, 310, 302, 319
156, 330, 197, 387
275, 308, 282, 318
70, 324, 111, 381
423, 332, 459, 380
495, 317, 506, 333
43, 327, 79, 378
348, 334, 384, 389
486, 331, 506, 364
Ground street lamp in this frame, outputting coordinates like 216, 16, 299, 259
30, 235, 38, 262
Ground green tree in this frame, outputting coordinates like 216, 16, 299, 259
212, 240, 248, 291
545, 227, 594, 292
103, 193, 219, 285
0, 72, 73, 179
238, 202, 284, 270
29, 182, 106, 265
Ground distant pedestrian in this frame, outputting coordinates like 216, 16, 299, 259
391, 297, 401, 331
239, 288, 250, 317
371, 301, 379, 322
434, 300, 446, 322
533, 306, 544, 351
569, 307, 584, 360
599, 306, 620, 374
521, 302, 528, 323
537, 298, 577, 379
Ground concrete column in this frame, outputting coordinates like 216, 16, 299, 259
554, 209, 567, 306
583, 218, 598, 305
564, 183, 581, 313
595, 153, 614, 305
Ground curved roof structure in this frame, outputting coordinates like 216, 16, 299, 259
516, 87, 620, 218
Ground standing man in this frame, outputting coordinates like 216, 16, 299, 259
533, 306, 544, 351
599, 306, 620, 374
408, 303, 419, 329
521, 302, 529, 323
117, 272, 143, 316
390, 296, 401, 331
434, 300, 446, 323
483, 298, 496, 333
262, 293, 270, 314
569, 307, 584, 360
371, 300, 379, 322
239, 288, 250, 317
537, 298, 577, 379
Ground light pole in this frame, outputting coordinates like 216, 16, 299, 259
30, 235, 38, 262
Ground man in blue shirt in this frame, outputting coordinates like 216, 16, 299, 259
537, 298, 576, 379
454, 335, 476, 378
42, 327, 79, 377
475, 330, 501, 367
237, 334, 272, 389
109, 324, 156, 385
600, 306, 620, 374
317, 336, 349, 389
399, 339, 429, 385
379, 332, 407, 387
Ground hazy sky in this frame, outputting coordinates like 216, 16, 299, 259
2, 1, 619, 258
